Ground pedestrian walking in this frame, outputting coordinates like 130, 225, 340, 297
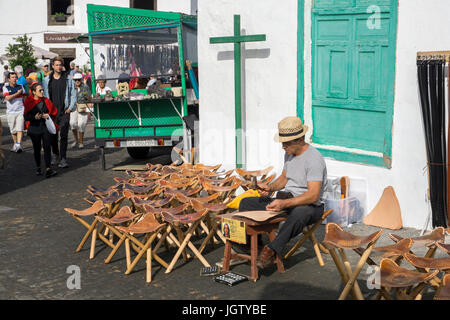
24, 83, 58, 177
69, 61, 76, 77
42, 56, 77, 168
70, 73, 91, 149
2, 72, 25, 153
37, 62, 50, 84
14, 65, 27, 93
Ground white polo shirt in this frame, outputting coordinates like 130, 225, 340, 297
3, 83, 25, 114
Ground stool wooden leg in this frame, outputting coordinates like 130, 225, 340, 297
328, 248, 358, 300
338, 245, 374, 300
105, 232, 126, 263
222, 240, 232, 272
75, 218, 97, 252
338, 248, 364, 300
146, 247, 152, 283
125, 238, 131, 269
250, 234, 258, 282
310, 233, 325, 267
89, 224, 98, 259
165, 222, 200, 274
175, 225, 189, 262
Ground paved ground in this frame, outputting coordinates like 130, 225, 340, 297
0, 102, 448, 301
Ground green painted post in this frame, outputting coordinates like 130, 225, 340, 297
177, 24, 188, 117
210, 15, 266, 169
234, 15, 242, 169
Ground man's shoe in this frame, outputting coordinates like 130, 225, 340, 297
58, 158, 69, 168
36, 168, 42, 176
69, 142, 77, 149
78, 143, 84, 149
45, 168, 57, 178
10, 144, 17, 152
257, 245, 275, 269
16, 144, 23, 153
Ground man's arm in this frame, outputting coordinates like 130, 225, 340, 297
266, 181, 322, 212
4, 88, 23, 101
68, 78, 77, 112
258, 170, 287, 193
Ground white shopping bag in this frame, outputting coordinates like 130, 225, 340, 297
45, 117, 56, 134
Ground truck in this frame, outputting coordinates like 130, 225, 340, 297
81, 4, 198, 169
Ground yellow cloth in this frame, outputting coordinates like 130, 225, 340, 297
226, 189, 260, 209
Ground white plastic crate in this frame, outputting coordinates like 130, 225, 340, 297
323, 196, 364, 227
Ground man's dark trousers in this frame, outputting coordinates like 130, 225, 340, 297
238, 197, 324, 254
56, 112, 70, 160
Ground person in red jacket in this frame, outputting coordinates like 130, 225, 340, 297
24, 83, 58, 177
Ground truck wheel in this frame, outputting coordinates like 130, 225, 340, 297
148, 146, 173, 158
127, 147, 150, 159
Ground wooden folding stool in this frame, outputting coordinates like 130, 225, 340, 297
190, 199, 230, 251
201, 180, 241, 203
64, 200, 113, 259
404, 253, 450, 297
357, 238, 413, 267
116, 213, 168, 283
97, 206, 141, 265
375, 258, 438, 300
388, 227, 445, 258
436, 242, 450, 256
163, 185, 203, 198
322, 222, 383, 300
434, 274, 450, 300
284, 209, 333, 266
161, 208, 211, 273
146, 204, 193, 262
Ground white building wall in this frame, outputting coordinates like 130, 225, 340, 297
0, 0, 195, 66
0, 0, 129, 65
158, 0, 197, 15
198, 0, 450, 229
198, 0, 297, 173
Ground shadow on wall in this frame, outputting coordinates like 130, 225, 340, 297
217, 48, 271, 61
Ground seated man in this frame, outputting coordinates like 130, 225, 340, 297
239, 116, 327, 269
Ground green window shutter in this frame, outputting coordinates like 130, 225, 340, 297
311, 0, 397, 168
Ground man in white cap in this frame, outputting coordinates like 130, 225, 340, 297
238, 116, 328, 269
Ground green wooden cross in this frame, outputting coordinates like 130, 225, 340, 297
210, 15, 266, 169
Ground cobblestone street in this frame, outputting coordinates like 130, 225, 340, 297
0, 109, 445, 301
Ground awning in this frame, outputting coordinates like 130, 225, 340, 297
32, 46, 58, 59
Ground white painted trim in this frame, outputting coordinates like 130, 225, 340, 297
310, 143, 384, 158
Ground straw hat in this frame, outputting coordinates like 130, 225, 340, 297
274, 116, 308, 143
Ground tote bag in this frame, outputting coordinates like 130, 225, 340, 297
45, 117, 56, 134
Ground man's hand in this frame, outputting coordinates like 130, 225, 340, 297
266, 199, 286, 212
42, 113, 49, 119
65, 108, 71, 114
257, 182, 271, 196
35, 113, 42, 120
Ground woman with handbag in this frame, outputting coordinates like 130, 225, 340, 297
70, 73, 92, 149
24, 83, 58, 177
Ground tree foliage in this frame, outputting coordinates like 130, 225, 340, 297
5, 34, 37, 72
